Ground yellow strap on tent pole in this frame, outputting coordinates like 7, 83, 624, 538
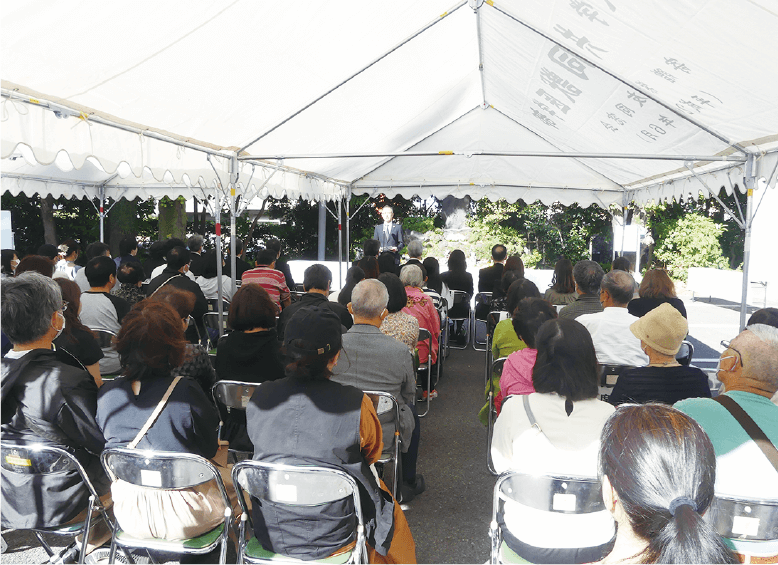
486, 0, 494, 6
440, 11, 448, 17
29, 98, 39, 104
439, 151, 454, 155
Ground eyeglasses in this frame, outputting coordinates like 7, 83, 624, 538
60, 301, 69, 313
717, 339, 743, 371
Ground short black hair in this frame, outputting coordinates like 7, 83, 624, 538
532, 318, 599, 402
378, 252, 399, 276
378, 272, 408, 314
747, 307, 778, 329
363, 239, 380, 257
512, 298, 558, 348
506, 278, 541, 314
166, 246, 191, 271
85, 241, 111, 261
266, 238, 281, 255
255, 248, 277, 267
37, 243, 59, 260
85, 255, 117, 287
303, 264, 332, 292
491, 244, 507, 262
612, 256, 631, 271
117, 261, 145, 285
573, 260, 605, 295
119, 236, 138, 257
234, 238, 244, 255
201, 249, 221, 279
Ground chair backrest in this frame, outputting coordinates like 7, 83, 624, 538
101, 448, 224, 490
708, 494, 778, 541
487, 311, 511, 335
207, 298, 231, 313
91, 329, 117, 349
494, 471, 607, 517
491, 357, 507, 379
598, 364, 636, 387
475, 292, 492, 318
203, 312, 229, 340
2, 443, 100, 498
418, 328, 431, 343
676, 340, 694, 366
212, 380, 258, 412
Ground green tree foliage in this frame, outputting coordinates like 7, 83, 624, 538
652, 213, 729, 282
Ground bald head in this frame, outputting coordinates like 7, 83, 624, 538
600, 269, 636, 306
734, 324, 778, 393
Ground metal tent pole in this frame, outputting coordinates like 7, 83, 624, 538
99, 186, 105, 243
337, 198, 343, 289
214, 185, 224, 338
346, 187, 352, 267
230, 158, 238, 299
739, 155, 758, 330
318, 201, 326, 261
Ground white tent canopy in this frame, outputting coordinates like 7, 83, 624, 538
2, 0, 778, 325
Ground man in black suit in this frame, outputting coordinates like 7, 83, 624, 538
224, 238, 253, 280
476, 244, 507, 319
373, 206, 403, 265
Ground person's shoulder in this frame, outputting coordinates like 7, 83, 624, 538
674, 395, 718, 416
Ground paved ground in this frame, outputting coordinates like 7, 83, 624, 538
0, 295, 753, 563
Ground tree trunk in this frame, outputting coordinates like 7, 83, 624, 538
158, 197, 187, 241
245, 199, 269, 248
108, 198, 137, 256
40, 195, 58, 244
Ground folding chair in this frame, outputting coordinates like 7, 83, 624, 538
488, 471, 610, 564
597, 364, 636, 403
363, 390, 402, 499
211, 380, 259, 463
207, 298, 231, 313
232, 460, 368, 564
417, 328, 433, 418
90, 328, 121, 378
203, 312, 230, 351
437, 296, 450, 361
708, 494, 778, 547
676, 340, 694, 366
485, 311, 511, 388
1, 442, 113, 564
486, 357, 508, 476
472, 292, 492, 351
100, 448, 233, 564
448, 290, 471, 350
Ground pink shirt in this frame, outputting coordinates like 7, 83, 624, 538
495, 348, 537, 415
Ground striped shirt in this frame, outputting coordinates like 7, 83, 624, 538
241, 266, 290, 311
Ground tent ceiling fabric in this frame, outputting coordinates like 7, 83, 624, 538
2, 0, 777, 207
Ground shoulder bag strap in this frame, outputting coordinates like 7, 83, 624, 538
522, 394, 544, 435
149, 274, 183, 298
714, 394, 778, 473
127, 376, 183, 449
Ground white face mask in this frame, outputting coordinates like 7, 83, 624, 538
53, 311, 66, 340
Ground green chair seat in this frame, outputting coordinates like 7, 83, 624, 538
115, 522, 224, 551
245, 537, 353, 563
501, 541, 531, 564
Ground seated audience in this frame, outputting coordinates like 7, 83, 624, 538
37, 243, 59, 262
610, 255, 631, 272
186, 234, 205, 276
628, 268, 687, 319
491, 318, 616, 563
559, 260, 605, 320
338, 265, 365, 306
599, 404, 737, 564
114, 235, 141, 270
247, 306, 416, 562
489, 270, 522, 313
149, 286, 218, 397
352, 238, 380, 268
577, 270, 648, 367
401, 264, 441, 397
224, 238, 253, 280
241, 248, 291, 311
422, 256, 445, 295
114, 261, 146, 306
477, 244, 507, 318
75, 242, 111, 291
195, 249, 236, 303
277, 264, 352, 342
143, 240, 167, 280
609, 303, 709, 406
96, 300, 228, 541
53, 278, 104, 385
266, 237, 295, 290
15, 254, 55, 278
54, 239, 80, 280
150, 238, 196, 282
333, 279, 424, 501
401, 239, 425, 272
503, 254, 525, 280
494, 298, 557, 414
492, 278, 541, 360
358, 255, 380, 279
543, 257, 577, 305
676, 323, 778, 561
1, 248, 19, 277
1, 272, 108, 530
80, 256, 130, 375
747, 306, 778, 328
378, 251, 400, 275
441, 249, 473, 344
379, 272, 419, 353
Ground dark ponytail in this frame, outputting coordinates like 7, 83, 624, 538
599, 404, 738, 564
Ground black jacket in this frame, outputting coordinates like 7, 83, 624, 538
1, 350, 108, 528
276, 292, 353, 342
146, 268, 208, 322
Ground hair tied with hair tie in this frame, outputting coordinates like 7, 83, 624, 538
668, 496, 697, 516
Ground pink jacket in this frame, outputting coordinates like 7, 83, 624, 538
402, 286, 440, 364
495, 348, 537, 415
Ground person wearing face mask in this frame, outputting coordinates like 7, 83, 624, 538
1, 272, 109, 532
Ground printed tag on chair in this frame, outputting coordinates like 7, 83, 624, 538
552, 493, 577, 512
732, 515, 760, 537
273, 483, 298, 502
140, 469, 163, 487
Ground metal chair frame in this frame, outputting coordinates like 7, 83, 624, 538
708, 494, 778, 542
597, 364, 637, 403
472, 292, 492, 351
212, 380, 259, 463
486, 358, 508, 476
447, 290, 472, 350
676, 339, 694, 366
231, 460, 368, 564
363, 390, 402, 499
417, 328, 433, 417
488, 471, 608, 564
203, 312, 230, 350
484, 311, 511, 388
100, 448, 233, 564
1, 442, 113, 564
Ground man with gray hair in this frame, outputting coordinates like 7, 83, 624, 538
1, 272, 108, 531
331, 279, 425, 501
400, 239, 426, 276
577, 270, 648, 367
187, 234, 205, 277
559, 260, 606, 320
676, 324, 778, 560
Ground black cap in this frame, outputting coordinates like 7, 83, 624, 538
284, 306, 344, 357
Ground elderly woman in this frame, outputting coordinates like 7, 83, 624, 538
628, 268, 686, 318
53, 278, 104, 386
400, 264, 441, 397
543, 257, 577, 305
246, 306, 416, 562
492, 318, 616, 563
96, 300, 227, 541
378, 272, 419, 353
608, 303, 710, 406
599, 405, 737, 564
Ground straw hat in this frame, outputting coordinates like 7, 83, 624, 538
630, 302, 688, 356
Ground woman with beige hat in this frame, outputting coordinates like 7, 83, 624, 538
608, 303, 711, 406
